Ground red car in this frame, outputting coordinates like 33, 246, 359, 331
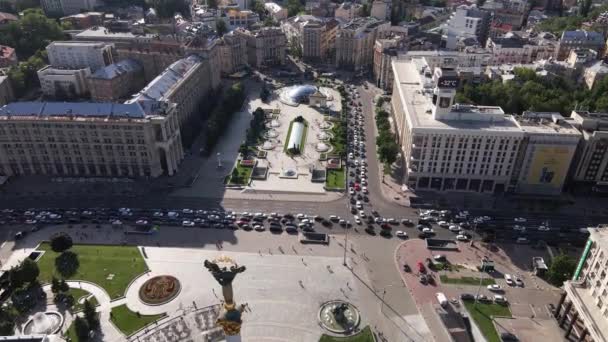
354, 184, 361, 191
417, 262, 426, 273
381, 223, 391, 230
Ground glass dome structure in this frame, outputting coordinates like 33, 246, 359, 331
279, 85, 318, 106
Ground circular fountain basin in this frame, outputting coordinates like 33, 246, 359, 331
23, 311, 64, 335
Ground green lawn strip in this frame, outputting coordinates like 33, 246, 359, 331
67, 288, 98, 312
229, 164, 254, 185
463, 300, 512, 342
110, 304, 165, 336
64, 321, 77, 341
319, 326, 374, 342
300, 121, 308, 153
283, 120, 294, 152
440, 275, 496, 286
326, 168, 346, 189
37, 243, 148, 300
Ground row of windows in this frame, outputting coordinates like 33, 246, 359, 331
2, 123, 144, 130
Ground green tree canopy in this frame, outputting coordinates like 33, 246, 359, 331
547, 254, 577, 286
51, 232, 73, 252
286, 0, 304, 17
74, 316, 90, 341
0, 8, 63, 59
216, 19, 228, 36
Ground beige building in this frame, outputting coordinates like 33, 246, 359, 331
371, 0, 391, 20
88, 59, 145, 102
234, 27, 286, 68
570, 111, 608, 188
373, 36, 403, 91
282, 15, 338, 62
335, 17, 390, 71
37, 66, 92, 99
264, 2, 288, 22
486, 32, 557, 65
46, 41, 115, 72
0, 101, 183, 177
555, 227, 608, 342
216, 32, 247, 75
334, 2, 362, 21
583, 61, 608, 90
126, 55, 212, 131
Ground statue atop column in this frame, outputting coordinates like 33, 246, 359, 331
204, 256, 247, 339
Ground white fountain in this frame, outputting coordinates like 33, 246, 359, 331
23, 311, 64, 335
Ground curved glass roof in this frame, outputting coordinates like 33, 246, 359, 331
279, 84, 318, 106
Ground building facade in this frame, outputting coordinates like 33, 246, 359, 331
235, 27, 286, 68
88, 59, 145, 102
557, 31, 605, 60
264, 2, 288, 22
442, 5, 491, 50
282, 15, 338, 63
47, 41, 114, 72
60, 12, 103, 29
370, 0, 391, 21
0, 101, 183, 177
583, 61, 608, 90
216, 32, 247, 75
570, 111, 608, 188
37, 66, 91, 99
555, 227, 608, 342
335, 17, 390, 71
373, 37, 401, 92
486, 32, 557, 65
126, 55, 211, 131
335, 2, 362, 22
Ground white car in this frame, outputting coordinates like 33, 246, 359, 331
494, 295, 508, 304
153, 212, 164, 217
487, 284, 502, 292
538, 225, 550, 231
135, 219, 148, 226
422, 227, 434, 234
513, 225, 526, 231
349, 188, 355, 195
182, 220, 195, 227
396, 231, 407, 238
449, 225, 460, 232
297, 213, 306, 219
359, 210, 366, 218
182, 209, 194, 214
438, 221, 449, 227
354, 216, 362, 225
356, 201, 363, 209
456, 234, 469, 241
515, 277, 524, 287
362, 186, 368, 194
514, 217, 527, 223
254, 224, 265, 231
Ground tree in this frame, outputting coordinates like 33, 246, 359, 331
74, 316, 90, 342
0, 9, 64, 59
580, 0, 592, 17
548, 254, 577, 286
51, 276, 61, 293
55, 250, 79, 278
17, 259, 40, 284
216, 19, 227, 37
0, 305, 17, 335
83, 299, 99, 330
260, 86, 270, 103
251, 0, 266, 18
54, 292, 75, 309
60, 278, 70, 292
286, 0, 304, 17
50, 232, 73, 252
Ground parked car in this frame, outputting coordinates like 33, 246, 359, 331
487, 284, 502, 292
396, 230, 407, 238
500, 332, 518, 341
460, 293, 475, 300
494, 295, 508, 304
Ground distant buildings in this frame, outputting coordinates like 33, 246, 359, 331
0, 101, 183, 177
282, 15, 338, 63
557, 31, 605, 60
88, 59, 145, 102
41, 0, 97, 16
46, 41, 115, 72
486, 32, 557, 65
335, 17, 390, 71
442, 5, 491, 50
556, 227, 608, 342
234, 27, 286, 68
334, 2, 362, 22
60, 12, 103, 30
264, 2, 288, 22
370, 0, 391, 21
37, 66, 91, 99
0, 45, 17, 68
126, 55, 212, 130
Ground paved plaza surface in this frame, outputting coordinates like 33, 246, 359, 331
494, 317, 566, 342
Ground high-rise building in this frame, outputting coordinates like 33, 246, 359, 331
282, 15, 338, 63
0, 101, 183, 177
216, 32, 247, 75
570, 111, 608, 190
46, 41, 114, 72
373, 33, 405, 91
442, 5, 491, 50
335, 17, 390, 71
234, 27, 286, 68
555, 227, 608, 342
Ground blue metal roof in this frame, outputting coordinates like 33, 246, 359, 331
90, 59, 143, 80
0, 102, 147, 118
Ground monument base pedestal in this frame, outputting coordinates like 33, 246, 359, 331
226, 334, 242, 342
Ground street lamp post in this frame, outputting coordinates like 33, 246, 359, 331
343, 221, 348, 267
217, 152, 222, 168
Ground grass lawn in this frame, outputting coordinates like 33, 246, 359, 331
463, 300, 512, 342
110, 304, 165, 336
440, 275, 496, 286
64, 321, 77, 342
66, 288, 98, 312
37, 243, 148, 300
228, 164, 253, 185
326, 168, 346, 189
319, 326, 374, 342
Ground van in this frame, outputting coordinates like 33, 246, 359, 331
436, 292, 448, 307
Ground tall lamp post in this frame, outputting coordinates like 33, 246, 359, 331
217, 152, 222, 168
343, 221, 349, 267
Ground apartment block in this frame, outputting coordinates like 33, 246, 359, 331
47, 41, 114, 72
335, 17, 390, 71
442, 5, 491, 50
37, 66, 91, 99
264, 2, 288, 22
555, 227, 608, 342
234, 27, 286, 68
370, 0, 391, 21
486, 32, 557, 65
60, 11, 103, 29
126, 55, 211, 130
373, 34, 405, 92
570, 111, 608, 189
557, 31, 605, 61
0, 101, 183, 177
217, 32, 247, 75
335, 2, 362, 22
282, 15, 338, 63
88, 59, 145, 102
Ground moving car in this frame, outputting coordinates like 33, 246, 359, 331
456, 234, 469, 241
396, 231, 407, 238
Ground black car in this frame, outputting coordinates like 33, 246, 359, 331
460, 293, 475, 300
365, 226, 375, 235
371, 210, 379, 216
380, 229, 391, 237
500, 332, 518, 341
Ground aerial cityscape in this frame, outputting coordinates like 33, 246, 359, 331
0, 0, 607, 341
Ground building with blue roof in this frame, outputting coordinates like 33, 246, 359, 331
557, 30, 605, 60
89, 59, 145, 102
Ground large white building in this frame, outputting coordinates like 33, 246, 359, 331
46, 41, 114, 72
391, 56, 582, 195
0, 101, 183, 177
555, 227, 608, 342
37, 66, 91, 99
442, 5, 491, 50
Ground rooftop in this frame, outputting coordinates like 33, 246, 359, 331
341, 16, 384, 31
47, 41, 112, 48
560, 30, 604, 43
90, 59, 143, 79
517, 112, 582, 136
264, 2, 283, 13
75, 27, 156, 41
392, 58, 522, 133
0, 102, 148, 119
0, 12, 17, 22
126, 55, 203, 112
